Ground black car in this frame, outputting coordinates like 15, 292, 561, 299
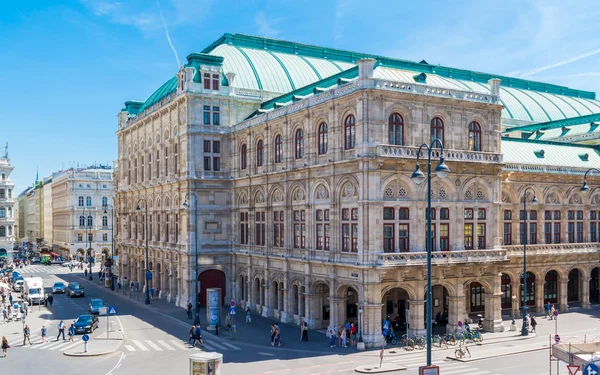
67, 282, 85, 298
73, 314, 99, 334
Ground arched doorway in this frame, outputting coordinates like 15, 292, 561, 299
520, 272, 535, 307
198, 269, 226, 306
544, 270, 558, 304
148, 262, 153, 289
344, 287, 358, 323
291, 284, 299, 315
272, 281, 280, 311
468, 282, 485, 313
313, 282, 330, 329
239, 275, 246, 302
431, 285, 449, 327
501, 273, 513, 309
254, 278, 261, 306
173, 270, 179, 300
156, 263, 162, 292
568, 269, 580, 303
591, 267, 600, 304
382, 287, 409, 332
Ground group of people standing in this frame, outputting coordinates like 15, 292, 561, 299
188, 323, 204, 347
327, 321, 358, 348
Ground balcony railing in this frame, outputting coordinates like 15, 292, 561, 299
504, 242, 600, 256
377, 249, 508, 267
378, 145, 503, 163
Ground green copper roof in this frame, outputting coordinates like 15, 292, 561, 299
136, 76, 177, 115
503, 113, 600, 133
502, 137, 600, 168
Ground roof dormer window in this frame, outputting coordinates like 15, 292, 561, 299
203, 72, 220, 91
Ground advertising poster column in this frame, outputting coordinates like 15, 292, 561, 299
206, 288, 221, 329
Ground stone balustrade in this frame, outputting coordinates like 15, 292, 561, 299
378, 145, 503, 163
377, 249, 508, 267
504, 242, 600, 256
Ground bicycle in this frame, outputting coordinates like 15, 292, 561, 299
471, 331, 483, 343
433, 334, 448, 349
454, 342, 471, 359
445, 333, 457, 346
414, 336, 425, 350
401, 334, 415, 351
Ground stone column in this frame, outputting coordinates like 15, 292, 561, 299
262, 284, 272, 317
511, 280, 520, 319
535, 281, 544, 313
246, 278, 252, 311
582, 277, 591, 309
559, 279, 569, 311
304, 293, 318, 329
362, 303, 385, 348
280, 288, 290, 322
447, 284, 466, 333
330, 298, 346, 327
484, 274, 503, 332
407, 299, 426, 336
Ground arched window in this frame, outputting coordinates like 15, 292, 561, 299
389, 113, 404, 145
0, 208, 5, 218
78, 196, 84, 207
0, 226, 5, 237
79, 216, 85, 227
256, 140, 264, 167
430, 117, 444, 145
102, 197, 108, 207
318, 122, 328, 155
295, 129, 304, 159
344, 115, 356, 150
87, 216, 93, 227
468, 121, 481, 151
86, 196, 92, 207
102, 216, 108, 227
274, 135, 283, 163
240, 144, 247, 170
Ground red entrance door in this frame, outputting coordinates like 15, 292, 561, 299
198, 270, 226, 306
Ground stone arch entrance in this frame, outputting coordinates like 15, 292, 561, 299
148, 261, 153, 289
591, 267, 600, 304
430, 285, 449, 328
239, 274, 246, 302
311, 282, 330, 329
338, 285, 358, 324
198, 269, 226, 307
520, 271, 536, 307
568, 269, 580, 303
500, 273, 513, 309
77, 248, 85, 261
156, 263, 162, 292
382, 287, 410, 332
254, 278, 261, 306
544, 270, 558, 304
468, 282, 485, 313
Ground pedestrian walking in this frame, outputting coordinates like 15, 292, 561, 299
23, 325, 32, 345
299, 319, 305, 341
117, 280, 121, 290
84, 268, 88, 278
544, 302, 551, 318
188, 325, 195, 345
531, 316, 537, 333
328, 325, 337, 348
2, 336, 9, 357
135, 281, 140, 291
245, 307, 252, 323
341, 327, 347, 347
350, 323, 357, 347
225, 313, 232, 330
130, 281, 134, 291
193, 323, 204, 347
302, 320, 308, 341
149, 287, 155, 299
270, 324, 277, 346
187, 302, 193, 319
22, 300, 28, 315
8, 293, 12, 305
2, 307, 7, 323
41, 325, 47, 344
57, 320, 66, 340
550, 304, 556, 320
68, 324, 75, 341
526, 314, 531, 330
48, 294, 53, 306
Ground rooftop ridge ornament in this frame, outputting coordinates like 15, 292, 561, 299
1, 141, 7, 159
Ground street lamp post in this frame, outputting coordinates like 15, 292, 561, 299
83, 207, 93, 280
136, 199, 151, 305
410, 138, 450, 367
104, 204, 115, 291
183, 193, 200, 325
521, 187, 538, 336
580, 168, 600, 193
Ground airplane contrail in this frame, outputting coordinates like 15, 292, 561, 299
520, 47, 600, 78
155, 0, 180, 68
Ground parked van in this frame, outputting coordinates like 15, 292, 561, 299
13, 279, 24, 292
23, 277, 44, 305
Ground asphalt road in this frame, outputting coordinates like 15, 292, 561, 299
1, 264, 598, 375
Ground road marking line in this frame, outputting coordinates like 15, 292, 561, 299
442, 369, 489, 375
132, 340, 150, 351
205, 341, 228, 351
156, 340, 175, 351
48, 340, 77, 351
258, 352, 275, 356
168, 340, 189, 350
201, 342, 217, 351
60, 341, 82, 351
38, 340, 69, 350
125, 345, 136, 351
145, 340, 162, 351
219, 341, 241, 350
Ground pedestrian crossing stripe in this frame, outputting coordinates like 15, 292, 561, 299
122, 339, 241, 352
132, 340, 150, 351
144, 340, 162, 351
156, 340, 175, 351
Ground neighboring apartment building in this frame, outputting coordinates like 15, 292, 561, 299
0, 144, 16, 261
16, 188, 29, 240
25, 182, 42, 246
115, 34, 600, 346
51, 166, 114, 260
42, 175, 53, 247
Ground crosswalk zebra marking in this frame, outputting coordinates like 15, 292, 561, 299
156, 340, 175, 351
125, 345, 136, 352
145, 340, 162, 351
132, 340, 150, 351
168, 340, 189, 350
219, 341, 241, 350
48, 340, 76, 351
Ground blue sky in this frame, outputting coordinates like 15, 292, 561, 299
1, 0, 599, 192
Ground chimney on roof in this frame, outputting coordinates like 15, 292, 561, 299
357, 58, 377, 80
488, 78, 501, 103
226, 72, 236, 95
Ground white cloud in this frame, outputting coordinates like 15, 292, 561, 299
254, 11, 284, 39
519, 47, 600, 78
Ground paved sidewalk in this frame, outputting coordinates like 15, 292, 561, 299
63, 339, 122, 357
